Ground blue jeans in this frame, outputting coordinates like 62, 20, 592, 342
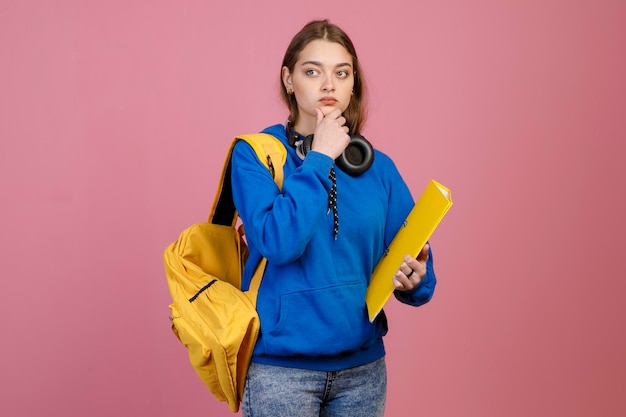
241, 357, 386, 417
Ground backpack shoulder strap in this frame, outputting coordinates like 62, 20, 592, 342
208, 133, 286, 301
209, 133, 286, 226
237, 133, 286, 190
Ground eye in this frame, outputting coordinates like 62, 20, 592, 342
337, 67, 354, 79
305, 68, 319, 76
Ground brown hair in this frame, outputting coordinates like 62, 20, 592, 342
280, 19, 368, 134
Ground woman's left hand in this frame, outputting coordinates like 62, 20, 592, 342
392, 244, 429, 291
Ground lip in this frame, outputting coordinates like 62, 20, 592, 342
319, 97, 338, 105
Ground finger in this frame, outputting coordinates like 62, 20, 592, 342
394, 270, 412, 288
315, 107, 325, 123
392, 274, 404, 290
400, 260, 413, 277
405, 268, 415, 279
403, 255, 416, 269
403, 255, 425, 281
416, 244, 430, 262
323, 107, 342, 120
394, 269, 416, 291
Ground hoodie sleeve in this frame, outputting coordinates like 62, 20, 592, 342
230, 140, 333, 264
393, 244, 437, 306
376, 154, 437, 307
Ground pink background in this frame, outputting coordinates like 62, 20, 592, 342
2, 1, 625, 416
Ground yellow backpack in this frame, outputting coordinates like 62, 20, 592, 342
163, 133, 286, 412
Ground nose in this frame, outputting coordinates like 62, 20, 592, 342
321, 73, 335, 92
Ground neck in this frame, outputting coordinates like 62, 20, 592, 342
291, 115, 316, 137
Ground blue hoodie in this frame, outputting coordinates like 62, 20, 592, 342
231, 124, 436, 371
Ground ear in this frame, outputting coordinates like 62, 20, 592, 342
281, 66, 293, 91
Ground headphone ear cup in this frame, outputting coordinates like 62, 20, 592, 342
336, 134, 374, 175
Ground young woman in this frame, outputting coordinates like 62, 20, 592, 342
230, 19, 437, 417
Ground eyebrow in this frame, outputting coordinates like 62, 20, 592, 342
300, 60, 353, 69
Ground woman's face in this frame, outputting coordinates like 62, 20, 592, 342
282, 39, 355, 134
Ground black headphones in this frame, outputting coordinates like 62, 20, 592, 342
286, 122, 374, 176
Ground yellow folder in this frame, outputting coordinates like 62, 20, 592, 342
366, 179, 452, 322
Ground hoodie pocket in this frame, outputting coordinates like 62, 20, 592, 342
264, 280, 375, 356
